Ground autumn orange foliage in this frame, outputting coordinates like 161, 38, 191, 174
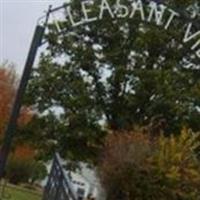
11, 144, 35, 161
0, 68, 16, 138
0, 66, 33, 141
17, 106, 33, 128
6, 144, 37, 184
100, 131, 152, 177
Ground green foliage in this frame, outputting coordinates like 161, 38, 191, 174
6, 158, 33, 185
6, 159, 47, 185
99, 129, 200, 200
6, 146, 47, 185
30, 161, 47, 184
25, 0, 200, 161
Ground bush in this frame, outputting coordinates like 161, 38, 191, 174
99, 129, 200, 200
6, 145, 47, 185
152, 128, 200, 199
30, 161, 47, 184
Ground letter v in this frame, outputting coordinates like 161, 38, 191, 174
183, 23, 200, 43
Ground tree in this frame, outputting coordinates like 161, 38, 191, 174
25, 0, 200, 161
0, 63, 46, 183
6, 144, 47, 184
0, 64, 33, 144
6, 145, 35, 184
99, 129, 200, 200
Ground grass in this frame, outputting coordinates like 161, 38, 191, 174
0, 184, 42, 200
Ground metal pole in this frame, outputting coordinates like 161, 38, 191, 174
0, 25, 45, 179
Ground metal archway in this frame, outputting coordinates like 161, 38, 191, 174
0, 0, 199, 180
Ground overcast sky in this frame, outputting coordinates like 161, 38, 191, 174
0, 0, 65, 75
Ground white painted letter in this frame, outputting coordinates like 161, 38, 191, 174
116, 0, 129, 18
191, 39, 200, 50
147, 2, 166, 26
82, 1, 97, 23
183, 23, 200, 43
184, 62, 195, 69
164, 9, 179, 30
196, 49, 200, 58
129, 0, 145, 21
67, 6, 83, 27
99, 0, 114, 20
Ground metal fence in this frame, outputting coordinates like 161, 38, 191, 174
42, 153, 76, 200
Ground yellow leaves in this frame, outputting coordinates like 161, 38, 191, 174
185, 168, 200, 180
100, 128, 200, 199
152, 128, 200, 183
166, 166, 180, 180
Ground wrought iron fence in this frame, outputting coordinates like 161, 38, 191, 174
42, 153, 76, 200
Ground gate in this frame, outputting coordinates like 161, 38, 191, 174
42, 153, 76, 200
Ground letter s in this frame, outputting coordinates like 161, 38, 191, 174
116, 0, 129, 18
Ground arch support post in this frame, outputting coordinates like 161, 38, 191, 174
0, 25, 45, 179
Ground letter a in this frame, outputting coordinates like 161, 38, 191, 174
129, 0, 145, 21
99, 0, 114, 20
